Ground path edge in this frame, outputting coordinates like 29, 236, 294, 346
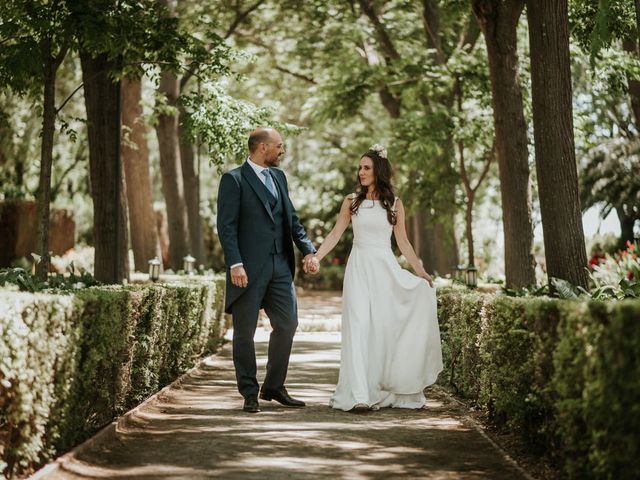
432, 385, 536, 480
29, 343, 231, 479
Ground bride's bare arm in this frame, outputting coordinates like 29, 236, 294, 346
314, 196, 352, 263
393, 198, 434, 287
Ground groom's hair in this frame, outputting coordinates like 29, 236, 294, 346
248, 128, 274, 153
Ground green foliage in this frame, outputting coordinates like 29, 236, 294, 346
550, 277, 589, 299
0, 0, 72, 95
589, 241, 640, 299
0, 266, 99, 293
578, 133, 640, 227
68, 0, 221, 79
0, 277, 227, 477
438, 289, 640, 478
180, 80, 303, 166
570, 0, 636, 58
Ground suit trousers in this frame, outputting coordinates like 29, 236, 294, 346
231, 252, 298, 397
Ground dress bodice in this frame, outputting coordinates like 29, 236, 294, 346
351, 198, 394, 249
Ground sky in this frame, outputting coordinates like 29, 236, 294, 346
578, 206, 621, 238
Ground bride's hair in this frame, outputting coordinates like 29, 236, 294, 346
351, 148, 397, 225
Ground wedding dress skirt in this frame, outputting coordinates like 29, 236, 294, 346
329, 199, 443, 411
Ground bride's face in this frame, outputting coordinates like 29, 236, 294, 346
358, 156, 375, 188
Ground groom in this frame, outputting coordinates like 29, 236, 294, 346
217, 127, 319, 413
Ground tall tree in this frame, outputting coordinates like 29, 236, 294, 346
69, 0, 188, 282
178, 103, 204, 266
472, 0, 536, 287
156, 71, 190, 270
77, 47, 129, 283
527, 0, 589, 287
454, 77, 494, 268
122, 77, 161, 271
176, 0, 266, 267
0, 0, 71, 280
155, 0, 190, 271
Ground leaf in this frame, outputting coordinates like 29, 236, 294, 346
550, 277, 579, 299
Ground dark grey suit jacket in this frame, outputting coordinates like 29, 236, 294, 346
217, 162, 316, 313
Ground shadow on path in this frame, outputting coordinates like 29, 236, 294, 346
36, 297, 530, 480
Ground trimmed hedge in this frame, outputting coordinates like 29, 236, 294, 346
438, 288, 640, 479
0, 277, 227, 478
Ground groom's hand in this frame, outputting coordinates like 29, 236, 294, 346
303, 254, 320, 275
230, 265, 249, 288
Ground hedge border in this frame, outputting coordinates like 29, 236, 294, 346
0, 276, 227, 478
438, 288, 640, 479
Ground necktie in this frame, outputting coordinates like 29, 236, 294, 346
262, 169, 277, 198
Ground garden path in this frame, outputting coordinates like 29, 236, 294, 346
33, 291, 531, 480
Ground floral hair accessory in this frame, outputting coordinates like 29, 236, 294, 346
369, 144, 388, 159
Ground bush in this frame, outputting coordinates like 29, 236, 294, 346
0, 277, 227, 478
437, 288, 640, 479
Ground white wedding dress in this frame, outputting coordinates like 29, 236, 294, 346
329, 197, 443, 411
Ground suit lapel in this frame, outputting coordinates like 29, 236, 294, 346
241, 162, 274, 223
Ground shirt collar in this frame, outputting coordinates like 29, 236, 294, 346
247, 157, 268, 176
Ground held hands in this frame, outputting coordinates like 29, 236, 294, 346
230, 265, 249, 288
303, 254, 320, 275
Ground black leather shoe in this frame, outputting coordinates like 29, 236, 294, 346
259, 387, 305, 408
243, 395, 260, 413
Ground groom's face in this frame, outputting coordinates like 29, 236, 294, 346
263, 133, 285, 167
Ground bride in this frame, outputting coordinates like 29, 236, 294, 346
308, 144, 443, 411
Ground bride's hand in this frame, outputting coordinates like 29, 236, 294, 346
303, 254, 320, 275
417, 269, 434, 288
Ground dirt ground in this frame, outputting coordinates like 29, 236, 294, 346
32, 292, 535, 480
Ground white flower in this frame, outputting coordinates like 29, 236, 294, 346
369, 144, 388, 159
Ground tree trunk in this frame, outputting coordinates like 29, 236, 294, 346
625, 53, 640, 127
121, 77, 160, 272
79, 49, 129, 283
155, 70, 190, 270
465, 194, 475, 265
178, 104, 205, 266
433, 218, 459, 275
473, 0, 536, 288
617, 207, 637, 248
35, 39, 57, 280
419, 3, 461, 276
621, 2, 640, 127
623, 36, 640, 130
526, 0, 588, 288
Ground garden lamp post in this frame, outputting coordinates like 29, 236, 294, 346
466, 264, 478, 288
183, 254, 196, 275
148, 256, 161, 282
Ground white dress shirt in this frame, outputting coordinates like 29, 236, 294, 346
247, 157, 270, 186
